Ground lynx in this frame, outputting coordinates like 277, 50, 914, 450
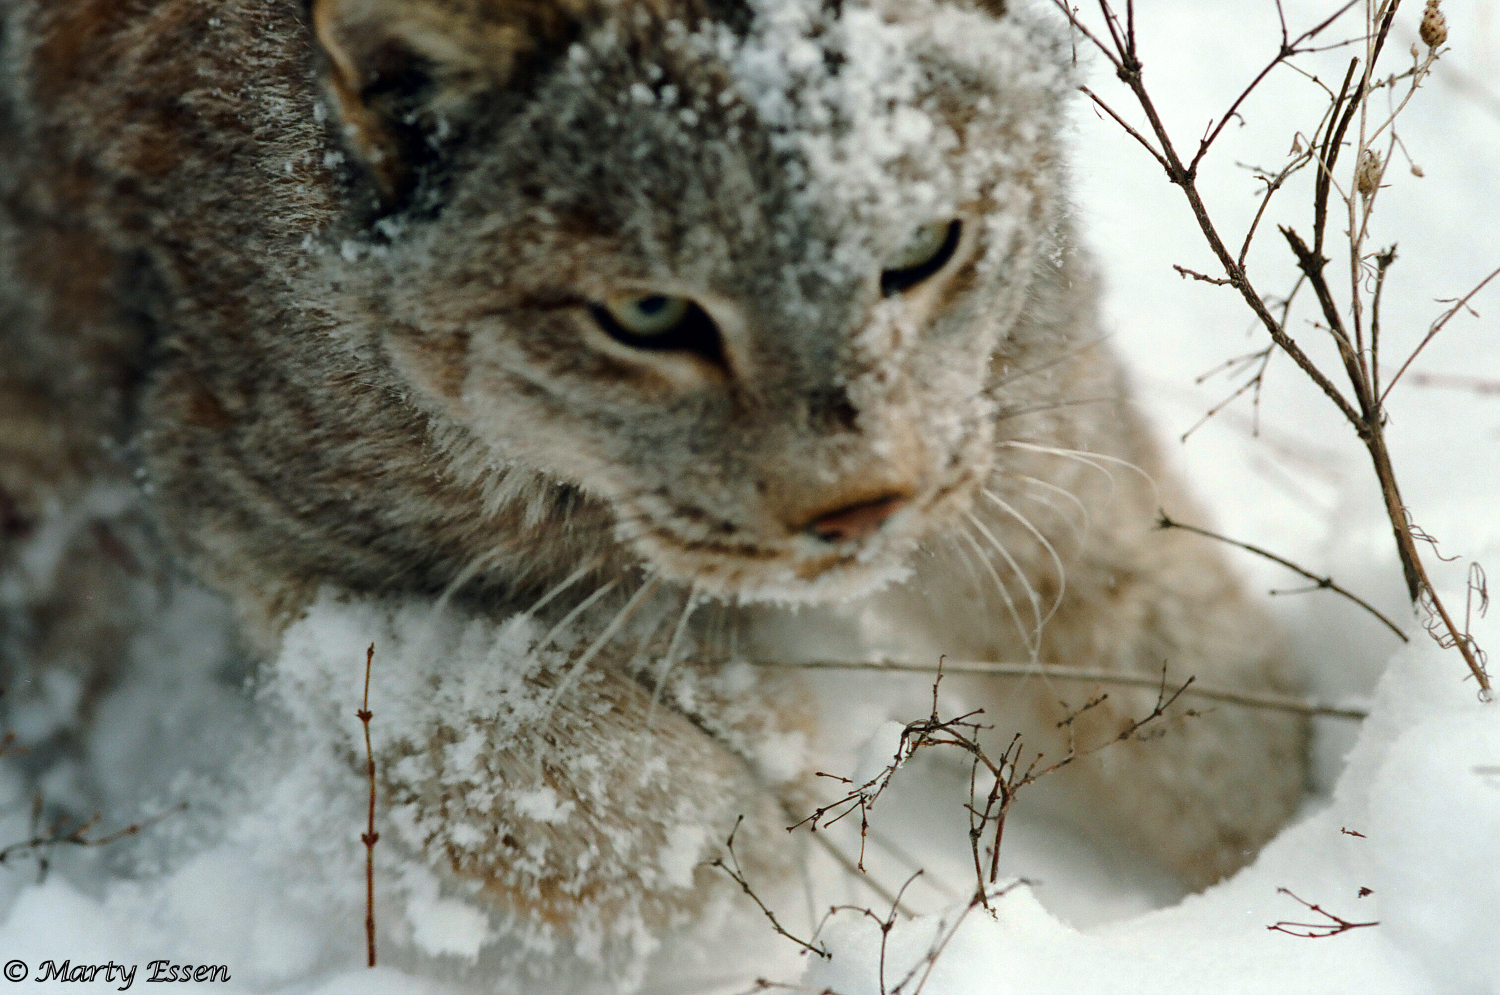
0, 0, 1306, 985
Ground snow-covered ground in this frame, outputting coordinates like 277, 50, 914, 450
3, 0, 1498, 992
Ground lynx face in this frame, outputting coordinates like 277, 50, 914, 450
314, 0, 1069, 600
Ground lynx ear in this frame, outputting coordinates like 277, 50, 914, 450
310, 0, 590, 199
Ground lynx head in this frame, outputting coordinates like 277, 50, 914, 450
311, 0, 1071, 601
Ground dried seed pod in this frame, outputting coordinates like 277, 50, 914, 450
1356, 149, 1382, 197
1420, 0, 1448, 49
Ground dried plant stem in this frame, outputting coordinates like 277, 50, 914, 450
357, 642, 378, 969
791, 664, 1196, 907
1157, 511, 1408, 642
1268, 886, 1379, 937
711, 816, 830, 959
1052, 0, 1492, 695
0, 801, 187, 868
741, 658, 1367, 720
1380, 263, 1500, 403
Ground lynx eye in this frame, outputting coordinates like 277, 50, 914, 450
602, 294, 691, 337
589, 292, 726, 364
880, 219, 962, 297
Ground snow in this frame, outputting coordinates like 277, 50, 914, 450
5, 0, 1500, 992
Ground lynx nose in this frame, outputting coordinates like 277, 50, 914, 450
805, 494, 909, 544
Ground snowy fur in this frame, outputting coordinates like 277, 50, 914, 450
1, 0, 1306, 987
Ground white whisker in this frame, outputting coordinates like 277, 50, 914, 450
435, 548, 500, 612
1000, 440, 1160, 505
547, 573, 662, 713
409, 547, 507, 668
525, 558, 601, 618
532, 578, 621, 661
1019, 474, 1091, 543
966, 511, 1043, 658
649, 585, 702, 724
945, 533, 987, 605
987, 334, 1112, 393
982, 488, 1067, 630
626, 600, 670, 675
960, 524, 1035, 659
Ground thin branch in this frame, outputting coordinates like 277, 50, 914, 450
1268, 887, 1378, 938
1315, 58, 1363, 257
357, 643, 379, 969
741, 658, 1368, 720
0, 802, 188, 869
1380, 264, 1500, 404
1173, 264, 1233, 286
1369, 245, 1397, 399
1053, 0, 1492, 695
1079, 85, 1169, 173
712, 816, 829, 959
1240, 150, 1317, 269
1158, 511, 1408, 642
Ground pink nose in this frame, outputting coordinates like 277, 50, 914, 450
805, 495, 909, 544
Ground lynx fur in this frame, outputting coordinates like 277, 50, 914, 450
0, 0, 1306, 986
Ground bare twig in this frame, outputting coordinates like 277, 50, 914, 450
358, 643, 378, 968
0, 801, 188, 870
791, 663, 1196, 907
1158, 511, 1408, 642
1050, 0, 1492, 695
1380, 263, 1500, 403
712, 816, 830, 960
1173, 264, 1233, 286
894, 881, 1030, 995
1267, 887, 1378, 937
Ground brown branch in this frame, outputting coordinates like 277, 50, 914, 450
789, 662, 1198, 908
1187, 0, 1369, 181
1079, 85, 1169, 173
1048, 0, 1492, 695
1240, 151, 1317, 269
712, 816, 830, 960
1380, 263, 1500, 404
893, 880, 1029, 995
1267, 887, 1378, 938
1369, 245, 1397, 399
1314, 58, 1362, 257
0, 801, 188, 870
1173, 264, 1233, 286
1281, 227, 1365, 396
1158, 511, 1408, 642
358, 643, 378, 969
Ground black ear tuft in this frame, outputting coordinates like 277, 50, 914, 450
310, 0, 590, 204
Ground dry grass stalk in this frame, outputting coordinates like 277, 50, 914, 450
1051, 0, 1493, 695
791, 664, 1193, 907
1156, 511, 1409, 641
740, 658, 1369, 720
1267, 886, 1379, 937
357, 642, 379, 968
0, 799, 187, 876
